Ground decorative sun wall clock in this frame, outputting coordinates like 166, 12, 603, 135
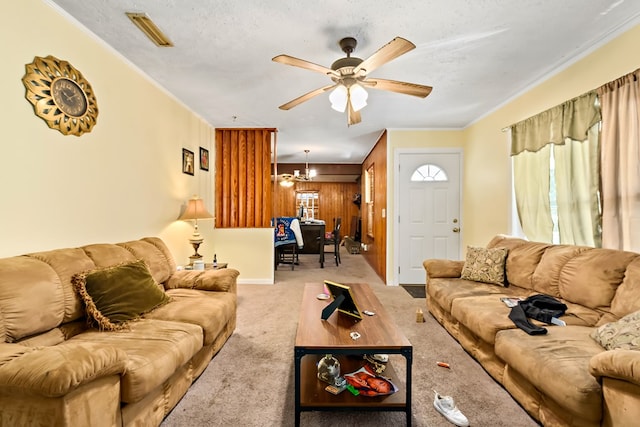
22, 55, 98, 136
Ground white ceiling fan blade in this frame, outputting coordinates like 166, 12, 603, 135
353, 37, 415, 75
278, 84, 337, 110
363, 78, 432, 98
272, 54, 340, 78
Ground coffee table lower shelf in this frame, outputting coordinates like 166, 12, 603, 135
295, 350, 412, 426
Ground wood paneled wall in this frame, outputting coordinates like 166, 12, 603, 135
215, 128, 274, 228
274, 181, 361, 237
361, 130, 387, 281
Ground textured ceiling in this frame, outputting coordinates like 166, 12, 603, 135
48, 0, 640, 164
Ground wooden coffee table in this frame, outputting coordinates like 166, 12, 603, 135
294, 282, 413, 426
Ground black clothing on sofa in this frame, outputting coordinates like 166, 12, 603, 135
508, 294, 568, 335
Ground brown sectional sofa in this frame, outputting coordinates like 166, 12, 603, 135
423, 235, 640, 427
0, 237, 239, 427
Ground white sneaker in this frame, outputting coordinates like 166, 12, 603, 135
433, 390, 469, 427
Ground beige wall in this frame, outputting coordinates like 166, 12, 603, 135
385, 24, 640, 282
0, 0, 273, 283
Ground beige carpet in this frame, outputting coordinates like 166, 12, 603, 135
161, 253, 539, 426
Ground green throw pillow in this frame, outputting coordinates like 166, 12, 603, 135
72, 260, 170, 331
460, 246, 509, 286
591, 310, 640, 351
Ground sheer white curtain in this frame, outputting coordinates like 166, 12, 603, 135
553, 123, 601, 246
513, 145, 553, 242
598, 68, 640, 251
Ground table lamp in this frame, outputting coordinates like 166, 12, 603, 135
179, 196, 214, 261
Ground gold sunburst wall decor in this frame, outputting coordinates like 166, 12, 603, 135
22, 55, 98, 136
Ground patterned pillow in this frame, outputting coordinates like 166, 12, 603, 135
460, 246, 509, 286
72, 260, 170, 331
591, 310, 640, 350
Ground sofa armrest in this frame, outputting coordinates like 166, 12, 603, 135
589, 349, 640, 387
423, 259, 464, 278
0, 342, 126, 397
165, 268, 239, 293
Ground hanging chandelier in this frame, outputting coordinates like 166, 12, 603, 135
294, 149, 316, 181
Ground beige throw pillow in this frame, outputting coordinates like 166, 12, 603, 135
460, 246, 509, 286
591, 310, 640, 351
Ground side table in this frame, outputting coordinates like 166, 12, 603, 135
186, 262, 228, 270
205, 262, 227, 270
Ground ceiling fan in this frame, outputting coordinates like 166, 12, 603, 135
272, 36, 432, 125
278, 149, 316, 187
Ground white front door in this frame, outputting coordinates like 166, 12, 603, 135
397, 150, 462, 284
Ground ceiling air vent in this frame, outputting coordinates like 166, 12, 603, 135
126, 12, 173, 47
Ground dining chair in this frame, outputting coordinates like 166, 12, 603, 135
320, 217, 341, 266
274, 217, 303, 270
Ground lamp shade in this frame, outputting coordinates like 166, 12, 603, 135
350, 84, 368, 112
179, 197, 213, 220
329, 85, 348, 112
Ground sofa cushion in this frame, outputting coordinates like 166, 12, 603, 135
487, 236, 550, 289
69, 318, 203, 403
145, 289, 236, 346
117, 238, 176, 286
530, 244, 590, 297
591, 309, 640, 350
27, 247, 98, 325
460, 246, 509, 286
0, 256, 67, 342
558, 248, 636, 314
427, 278, 508, 312
72, 260, 170, 331
81, 243, 137, 269
451, 294, 528, 344
495, 326, 604, 421
450, 295, 594, 346
608, 257, 640, 320
0, 341, 127, 397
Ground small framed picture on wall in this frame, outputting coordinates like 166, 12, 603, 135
182, 148, 195, 176
200, 147, 209, 171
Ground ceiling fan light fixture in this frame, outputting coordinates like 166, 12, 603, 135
273, 36, 431, 125
350, 84, 368, 112
329, 85, 348, 112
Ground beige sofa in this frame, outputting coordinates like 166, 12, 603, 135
0, 237, 239, 427
423, 235, 640, 427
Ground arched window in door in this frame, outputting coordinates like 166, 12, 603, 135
411, 164, 448, 182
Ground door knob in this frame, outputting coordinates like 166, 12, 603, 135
452, 227, 460, 233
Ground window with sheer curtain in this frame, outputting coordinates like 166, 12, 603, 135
510, 91, 601, 246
